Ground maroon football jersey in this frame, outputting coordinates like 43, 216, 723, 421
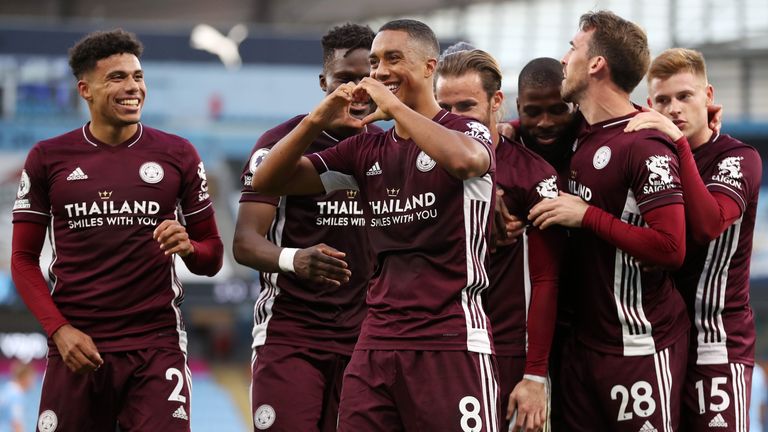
675, 133, 761, 366
240, 115, 380, 355
566, 112, 689, 356
306, 110, 496, 354
12, 123, 214, 353
488, 136, 559, 356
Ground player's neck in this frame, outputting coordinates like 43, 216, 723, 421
579, 86, 635, 125
687, 126, 713, 150
88, 121, 139, 146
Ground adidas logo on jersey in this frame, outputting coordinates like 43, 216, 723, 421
66, 167, 89, 181
708, 413, 728, 428
638, 420, 658, 432
172, 405, 188, 421
366, 162, 382, 176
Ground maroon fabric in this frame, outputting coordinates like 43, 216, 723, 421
338, 350, 500, 431
488, 136, 562, 378
565, 112, 689, 356
181, 216, 223, 277
250, 344, 348, 432
682, 362, 752, 432
11, 222, 68, 336
240, 115, 380, 355
496, 355, 526, 431
582, 202, 686, 268
307, 110, 496, 353
39, 348, 191, 432
561, 333, 688, 431
674, 136, 743, 243
675, 133, 762, 367
12, 123, 214, 353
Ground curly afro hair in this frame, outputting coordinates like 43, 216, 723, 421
321, 23, 375, 69
68, 29, 143, 79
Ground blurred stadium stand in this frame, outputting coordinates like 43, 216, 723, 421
0, 1, 766, 430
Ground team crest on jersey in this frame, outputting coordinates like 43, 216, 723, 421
254, 404, 276, 430
416, 151, 437, 172
464, 121, 492, 145
37, 409, 58, 432
643, 155, 674, 194
17, 170, 30, 198
536, 175, 559, 199
139, 162, 164, 184
593, 146, 611, 169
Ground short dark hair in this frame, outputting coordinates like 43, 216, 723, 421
68, 29, 143, 79
436, 49, 502, 100
579, 10, 649, 93
379, 19, 440, 58
518, 57, 564, 91
321, 23, 375, 69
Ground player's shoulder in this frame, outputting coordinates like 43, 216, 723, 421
34, 127, 83, 150
252, 114, 308, 152
498, 136, 553, 170
141, 124, 193, 147
714, 133, 758, 156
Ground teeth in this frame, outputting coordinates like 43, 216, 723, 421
118, 99, 139, 106
387, 84, 399, 92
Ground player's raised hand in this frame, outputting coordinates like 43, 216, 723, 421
491, 188, 524, 252
293, 244, 351, 287
153, 220, 194, 257
308, 82, 365, 131
51, 324, 103, 374
707, 103, 723, 133
624, 110, 683, 141
507, 378, 547, 432
529, 191, 588, 229
354, 77, 400, 125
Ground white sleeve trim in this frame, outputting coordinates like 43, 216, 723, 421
523, 374, 548, 384
182, 202, 213, 217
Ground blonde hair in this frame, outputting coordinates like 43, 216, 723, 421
648, 48, 707, 83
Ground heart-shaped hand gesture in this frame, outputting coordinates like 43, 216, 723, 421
353, 77, 401, 125
308, 82, 366, 131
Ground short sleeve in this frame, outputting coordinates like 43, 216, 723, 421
12, 144, 51, 225
705, 147, 762, 212
178, 140, 215, 224
306, 136, 360, 193
444, 116, 494, 175
239, 139, 280, 206
628, 136, 684, 213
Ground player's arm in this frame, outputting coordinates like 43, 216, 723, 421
252, 84, 363, 196
153, 216, 223, 276
356, 77, 490, 179
508, 226, 563, 432
529, 193, 686, 268
625, 111, 742, 243
11, 222, 103, 373
233, 202, 351, 286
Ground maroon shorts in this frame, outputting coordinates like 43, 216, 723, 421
250, 344, 349, 431
496, 355, 525, 430
37, 348, 191, 432
338, 350, 500, 432
561, 333, 688, 432
681, 362, 752, 432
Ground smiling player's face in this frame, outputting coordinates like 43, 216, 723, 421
321, 47, 374, 119
79, 53, 146, 129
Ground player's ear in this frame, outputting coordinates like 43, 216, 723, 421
77, 79, 92, 102
646, 96, 653, 108
589, 56, 606, 76
319, 73, 328, 93
492, 90, 504, 113
424, 57, 437, 78
705, 84, 714, 105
